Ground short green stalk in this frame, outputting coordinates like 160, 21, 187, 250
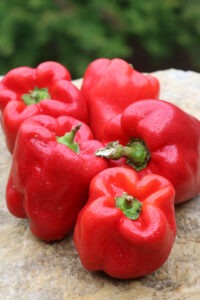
22, 87, 50, 105
96, 138, 150, 171
115, 192, 142, 220
56, 124, 81, 153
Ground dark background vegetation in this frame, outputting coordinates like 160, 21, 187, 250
0, 0, 200, 78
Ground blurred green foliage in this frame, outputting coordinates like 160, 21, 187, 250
0, 0, 200, 78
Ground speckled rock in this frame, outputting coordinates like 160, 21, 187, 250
0, 69, 200, 300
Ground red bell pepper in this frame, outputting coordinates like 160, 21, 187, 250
6, 115, 108, 241
0, 61, 88, 152
96, 99, 200, 204
74, 167, 176, 279
81, 58, 160, 143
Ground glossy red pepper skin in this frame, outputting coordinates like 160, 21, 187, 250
6, 115, 108, 241
74, 167, 176, 279
102, 99, 200, 204
81, 58, 160, 143
0, 61, 88, 153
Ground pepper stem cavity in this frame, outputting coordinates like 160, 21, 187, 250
115, 192, 142, 220
22, 87, 50, 105
56, 124, 82, 153
96, 138, 150, 171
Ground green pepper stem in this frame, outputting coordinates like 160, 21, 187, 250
115, 192, 142, 220
22, 87, 50, 105
56, 124, 81, 153
96, 138, 150, 171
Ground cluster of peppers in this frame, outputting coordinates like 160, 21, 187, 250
0, 59, 200, 280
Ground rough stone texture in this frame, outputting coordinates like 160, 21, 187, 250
0, 69, 200, 300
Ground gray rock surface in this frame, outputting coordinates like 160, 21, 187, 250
0, 69, 200, 300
